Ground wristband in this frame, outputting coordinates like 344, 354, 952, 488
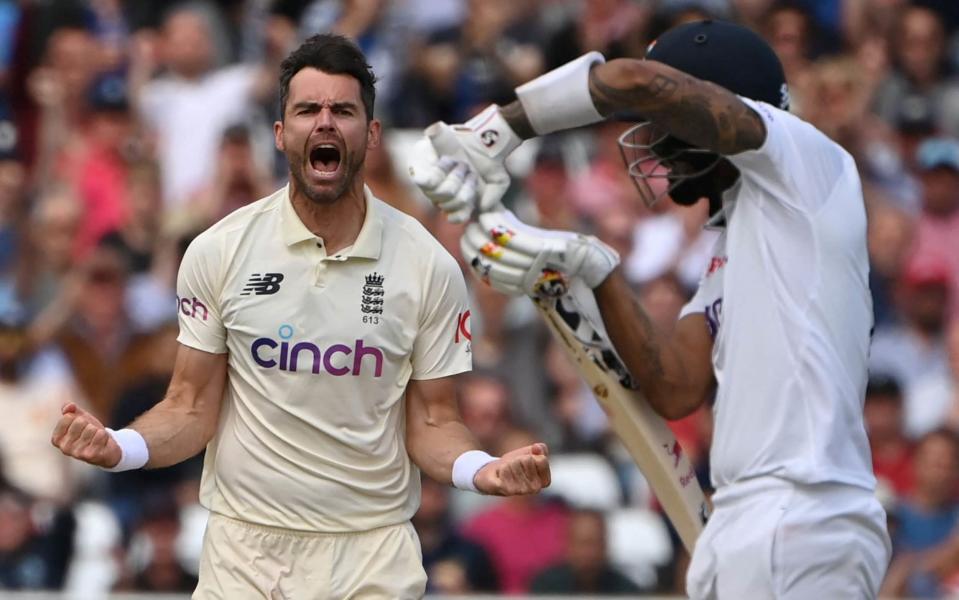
515, 51, 606, 135
102, 428, 149, 472
452, 450, 498, 493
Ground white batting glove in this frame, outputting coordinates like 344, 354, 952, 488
408, 105, 523, 223
461, 210, 620, 297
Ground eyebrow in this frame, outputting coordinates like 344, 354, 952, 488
291, 101, 359, 112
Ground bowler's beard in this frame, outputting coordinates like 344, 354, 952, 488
290, 144, 366, 205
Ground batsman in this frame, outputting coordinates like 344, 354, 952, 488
411, 20, 891, 599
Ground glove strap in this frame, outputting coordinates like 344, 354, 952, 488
463, 105, 524, 161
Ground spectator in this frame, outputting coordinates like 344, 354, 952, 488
870, 257, 951, 413
413, 475, 498, 593
68, 73, 136, 259
522, 143, 578, 231
912, 320, 959, 434
134, 3, 278, 210
0, 483, 75, 590
184, 123, 273, 231
364, 133, 425, 222
529, 508, 643, 595
396, 0, 544, 126
864, 374, 914, 496
542, 0, 651, 72
910, 137, 959, 319
461, 429, 570, 594
873, 5, 959, 138
18, 186, 83, 331
883, 428, 959, 598
867, 202, 916, 328
53, 245, 143, 419
458, 371, 515, 454
25, 25, 100, 187
762, 0, 816, 109
0, 306, 90, 503
544, 340, 607, 454
108, 322, 200, 534
0, 115, 25, 290
119, 493, 197, 593
101, 160, 163, 276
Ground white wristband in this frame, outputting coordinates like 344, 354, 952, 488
452, 450, 498, 493
102, 428, 149, 472
516, 51, 606, 135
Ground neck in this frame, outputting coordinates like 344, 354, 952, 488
289, 177, 367, 254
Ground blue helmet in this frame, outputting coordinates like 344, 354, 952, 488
619, 20, 788, 207
646, 19, 789, 111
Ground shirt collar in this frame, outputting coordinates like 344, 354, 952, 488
280, 185, 383, 259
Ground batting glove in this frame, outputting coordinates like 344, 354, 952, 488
461, 209, 620, 296
408, 105, 522, 223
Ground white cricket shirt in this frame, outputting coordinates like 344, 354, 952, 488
176, 185, 472, 532
680, 98, 876, 491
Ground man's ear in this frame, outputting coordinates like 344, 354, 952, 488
274, 120, 285, 152
367, 118, 382, 149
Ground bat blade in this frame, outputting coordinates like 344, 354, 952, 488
532, 284, 708, 553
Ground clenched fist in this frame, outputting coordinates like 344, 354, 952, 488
474, 443, 551, 496
51, 403, 121, 468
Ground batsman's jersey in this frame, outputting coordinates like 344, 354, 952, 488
680, 98, 875, 491
176, 185, 472, 532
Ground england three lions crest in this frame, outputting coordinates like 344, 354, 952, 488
362, 272, 385, 315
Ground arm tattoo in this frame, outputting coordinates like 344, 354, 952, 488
588, 61, 766, 154
649, 74, 678, 99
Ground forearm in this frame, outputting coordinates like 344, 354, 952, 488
129, 392, 218, 469
500, 58, 764, 154
594, 270, 708, 419
406, 417, 481, 485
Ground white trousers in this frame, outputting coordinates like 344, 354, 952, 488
193, 513, 427, 599
687, 477, 891, 600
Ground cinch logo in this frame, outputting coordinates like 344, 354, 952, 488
177, 296, 208, 320
251, 325, 384, 377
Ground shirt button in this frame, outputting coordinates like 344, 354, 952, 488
316, 242, 323, 248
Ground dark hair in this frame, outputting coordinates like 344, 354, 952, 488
278, 34, 376, 120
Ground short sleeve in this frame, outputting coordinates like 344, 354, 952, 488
727, 97, 848, 213
411, 250, 472, 380
176, 233, 228, 354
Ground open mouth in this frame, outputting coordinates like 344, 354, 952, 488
309, 144, 341, 176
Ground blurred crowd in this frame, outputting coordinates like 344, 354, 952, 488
0, 0, 956, 597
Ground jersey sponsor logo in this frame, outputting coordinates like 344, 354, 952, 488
704, 297, 723, 338
177, 296, 209, 320
706, 256, 728, 277
242, 273, 284, 296
361, 272, 385, 316
251, 325, 384, 377
664, 440, 684, 469
480, 129, 499, 148
455, 310, 471, 343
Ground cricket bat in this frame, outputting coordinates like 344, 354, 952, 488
415, 126, 708, 549
533, 279, 709, 552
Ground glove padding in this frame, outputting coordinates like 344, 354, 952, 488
461, 210, 620, 297
408, 105, 521, 223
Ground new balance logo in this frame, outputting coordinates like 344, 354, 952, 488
242, 273, 284, 296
